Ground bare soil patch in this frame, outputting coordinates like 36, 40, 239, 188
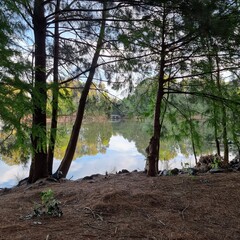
0, 171, 240, 240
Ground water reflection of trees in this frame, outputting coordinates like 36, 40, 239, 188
0, 120, 220, 166
112, 121, 186, 160
0, 121, 113, 165
54, 121, 112, 160
56, 121, 195, 162
0, 132, 30, 165
112, 121, 149, 157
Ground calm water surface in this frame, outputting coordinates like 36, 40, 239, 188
0, 121, 216, 188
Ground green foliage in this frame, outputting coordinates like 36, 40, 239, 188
118, 34, 130, 48
211, 157, 221, 169
121, 78, 157, 118
47, 86, 76, 116
85, 84, 112, 117
33, 189, 62, 217
48, 82, 111, 117
0, 0, 32, 160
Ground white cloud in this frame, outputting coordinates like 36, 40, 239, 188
0, 163, 29, 188
108, 135, 137, 152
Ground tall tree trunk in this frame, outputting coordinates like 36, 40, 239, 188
207, 43, 221, 156
191, 132, 198, 165
29, 0, 48, 183
147, 80, 164, 176
54, 2, 107, 178
222, 108, 229, 164
216, 53, 229, 164
213, 104, 221, 156
189, 115, 198, 165
47, 0, 60, 175
147, 4, 166, 177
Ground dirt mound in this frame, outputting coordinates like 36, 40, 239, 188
0, 171, 240, 240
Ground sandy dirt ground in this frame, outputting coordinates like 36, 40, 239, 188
0, 171, 240, 240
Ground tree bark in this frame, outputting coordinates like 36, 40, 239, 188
216, 52, 229, 164
29, 0, 48, 183
213, 104, 221, 156
215, 137, 221, 156
207, 43, 221, 157
189, 116, 198, 165
47, 0, 60, 175
54, 1, 107, 178
147, 4, 166, 176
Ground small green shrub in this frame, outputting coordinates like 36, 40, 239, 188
34, 189, 63, 217
211, 158, 221, 169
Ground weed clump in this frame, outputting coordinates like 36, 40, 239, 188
33, 189, 63, 217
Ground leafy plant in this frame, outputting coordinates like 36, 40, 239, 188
34, 189, 62, 217
181, 162, 197, 176
211, 158, 221, 169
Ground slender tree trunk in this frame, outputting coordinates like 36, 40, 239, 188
47, 0, 60, 175
222, 106, 229, 163
191, 134, 198, 165
215, 136, 221, 156
29, 0, 48, 183
231, 111, 240, 157
189, 118, 198, 164
238, 146, 240, 157
184, 95, 198, 164
213, 104, 221, 156
213, 104, 220, 157
216, 53, 229, 164
54, 2, 107, 178
149, 79, 164, 176
207, 43, 221, 157
147, 5, 166, 177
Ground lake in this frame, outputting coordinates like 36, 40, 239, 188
0, 120, 232, 188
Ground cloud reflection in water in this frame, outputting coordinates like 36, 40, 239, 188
0, 135, 145, 188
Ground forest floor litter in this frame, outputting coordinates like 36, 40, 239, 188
0, 171, 240, 240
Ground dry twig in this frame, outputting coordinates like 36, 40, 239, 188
180, 203, 190, 220
84, 207, 103, 221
